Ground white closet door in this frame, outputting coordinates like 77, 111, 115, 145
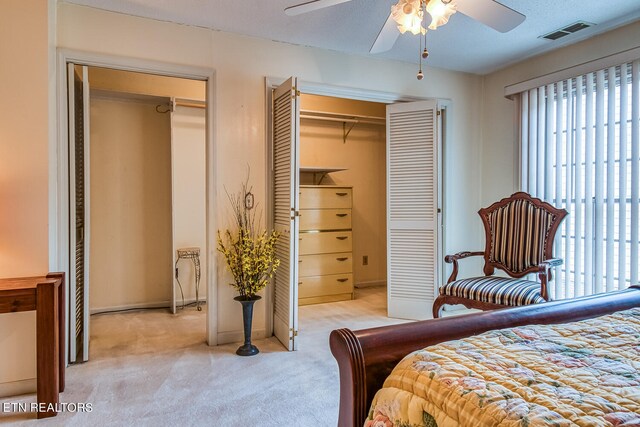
272, 77, 300, 351
386, 100, 439, 320
68, 63, 90, 362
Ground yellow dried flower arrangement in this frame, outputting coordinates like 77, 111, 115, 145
217, 181, 280, 299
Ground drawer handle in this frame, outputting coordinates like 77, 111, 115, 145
336, 213, 348, 217
335, 192, 348, 196
299, 259, 303, 263
336, 257, 348, 261
336, 236, 348, 240
298, 281, 303, 285
337, 278, 349, 283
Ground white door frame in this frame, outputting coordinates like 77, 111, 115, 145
51, 49, 218, 364
264, 77, 449, 336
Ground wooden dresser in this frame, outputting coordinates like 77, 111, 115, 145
299, 185, 354, 305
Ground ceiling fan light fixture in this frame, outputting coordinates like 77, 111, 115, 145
391, 0, 426, 35
426, 0, 457, 30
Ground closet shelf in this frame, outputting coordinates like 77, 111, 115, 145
300, 109, 385, 144
300, 167, 347, 185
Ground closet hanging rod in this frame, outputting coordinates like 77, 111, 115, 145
299, 115, 384, 126
156, 98, 206, 113
301, 115, 361, 124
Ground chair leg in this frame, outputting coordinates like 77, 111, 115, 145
432, 296, 445, 319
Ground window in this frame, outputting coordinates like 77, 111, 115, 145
519, 60, 640, 299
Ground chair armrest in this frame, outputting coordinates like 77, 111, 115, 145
537, 258, 563, 276
537, 258, 564, 300
444, 251, 484, 263
540, 258, 563, 268
444, 251, 484, 283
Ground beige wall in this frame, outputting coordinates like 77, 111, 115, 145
300, 95, 387, 285
89, 95, 173, 311
89, 67, 206, 101
56, 2, 485, 343
0, 0, 52, 394
481, 21, 640, 206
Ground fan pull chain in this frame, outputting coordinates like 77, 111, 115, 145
417, 0, 430, 80
417, 2, 424, 80
422, 30, 429, 59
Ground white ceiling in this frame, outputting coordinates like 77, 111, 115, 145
63, 0, 640, 74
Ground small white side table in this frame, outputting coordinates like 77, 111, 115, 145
175, 247, 202, 311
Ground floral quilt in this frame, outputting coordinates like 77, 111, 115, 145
366, 308, 640, 427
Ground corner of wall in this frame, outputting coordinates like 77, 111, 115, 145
48, 0, 58, 272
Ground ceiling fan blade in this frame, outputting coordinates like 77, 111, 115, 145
285, 0, 353, 16
456, 0, 525, 33
370, 13, 400, 54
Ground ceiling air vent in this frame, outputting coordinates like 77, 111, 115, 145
541, 21, 594, 41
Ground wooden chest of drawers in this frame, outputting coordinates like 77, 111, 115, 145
299, 185, 354, 305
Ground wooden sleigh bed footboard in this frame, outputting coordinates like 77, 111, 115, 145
329, 285, 640, 427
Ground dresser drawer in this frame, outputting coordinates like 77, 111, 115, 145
298, 274, 353, 298
300, 187, 352, 209
300, 209, 351, 231
299, 252, 352, 277
299, 231, 352, 255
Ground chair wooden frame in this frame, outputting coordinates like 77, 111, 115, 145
433, 192, 568, 318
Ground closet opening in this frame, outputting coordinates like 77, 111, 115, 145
268, 77, 445, 351
66, 64, 208, 363
297, 94, 389, 330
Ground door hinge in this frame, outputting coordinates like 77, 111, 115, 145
437, 110, 441, 116
292, 87, 300, 98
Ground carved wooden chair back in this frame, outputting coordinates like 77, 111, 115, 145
479, 192, 568, 279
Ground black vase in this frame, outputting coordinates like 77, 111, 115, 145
234, 295, 261, 356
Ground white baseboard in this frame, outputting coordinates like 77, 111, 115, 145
0, 379, 36, 398
90, 298, 207, 315
355, 280, 386, 288
217, 329, 266, 345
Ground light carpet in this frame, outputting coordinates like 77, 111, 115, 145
0, 286, 409, 426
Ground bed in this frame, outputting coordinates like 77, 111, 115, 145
330, 285, 640, 427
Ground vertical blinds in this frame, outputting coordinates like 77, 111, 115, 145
520, 60, 640, 299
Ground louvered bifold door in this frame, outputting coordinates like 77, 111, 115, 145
272, 77, 300, 351
68, 64, 91, 363
386, 100, 439, 320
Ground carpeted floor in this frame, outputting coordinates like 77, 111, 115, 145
0, 286, 409, 426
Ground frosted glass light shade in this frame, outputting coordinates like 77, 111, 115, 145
391, 0, 426, 35
426, 0, 457, 30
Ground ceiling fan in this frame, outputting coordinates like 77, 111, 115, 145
284, 0, 526, 54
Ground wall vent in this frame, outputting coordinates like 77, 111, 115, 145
541, 21, 594, 41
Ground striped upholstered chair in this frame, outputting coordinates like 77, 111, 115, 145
433, 192, 568, 318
